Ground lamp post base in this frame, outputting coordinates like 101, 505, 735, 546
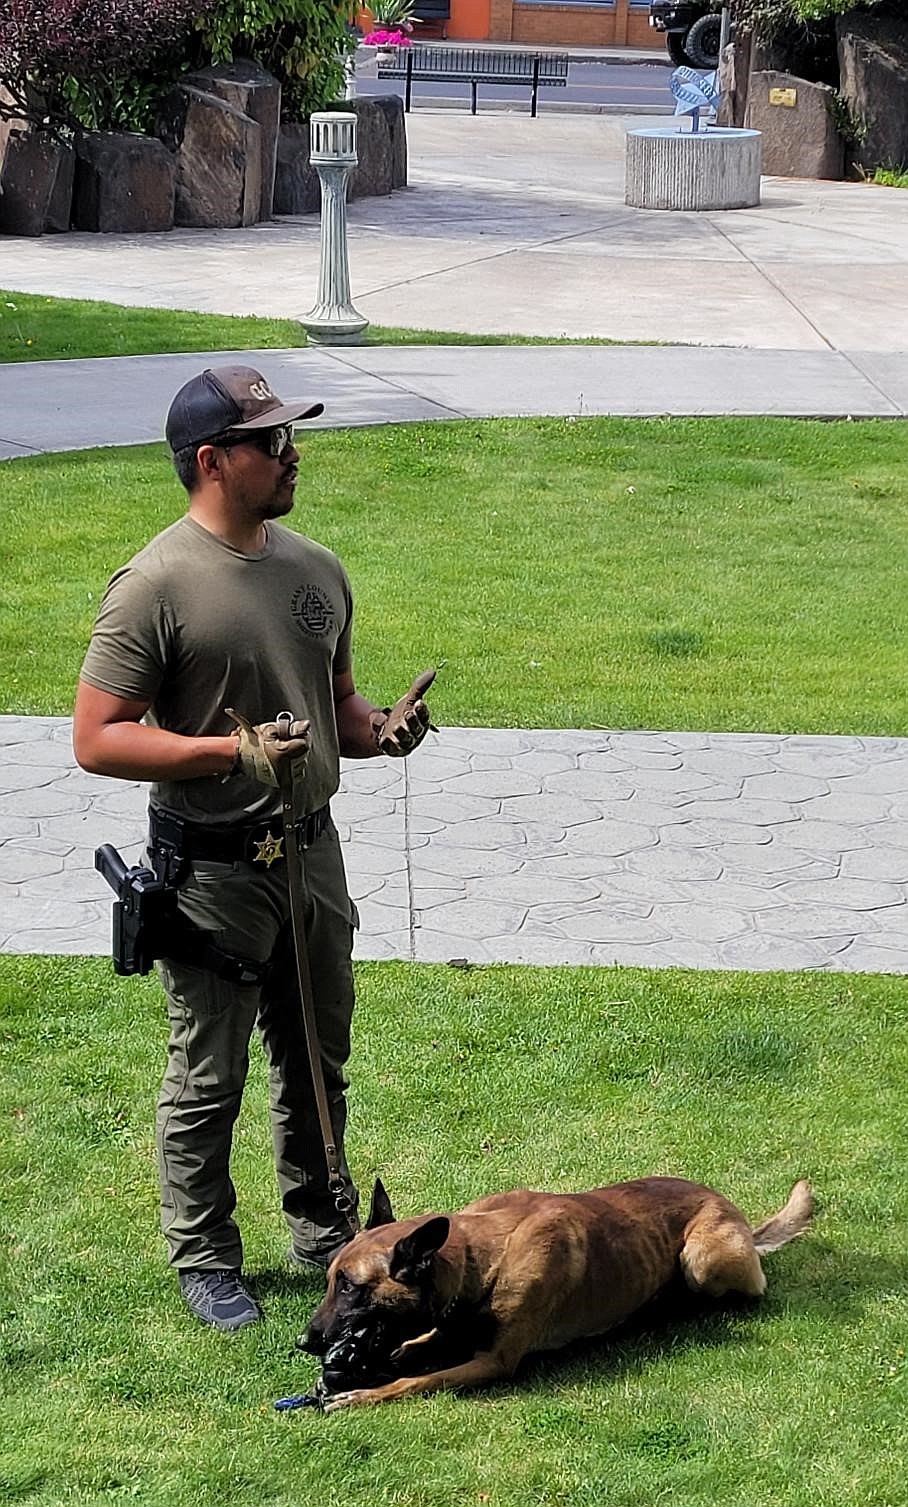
301, 312, 369, 345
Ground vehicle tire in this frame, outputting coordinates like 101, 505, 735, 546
666, 31, 691, 66
684, 13, 722, 69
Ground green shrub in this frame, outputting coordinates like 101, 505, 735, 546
0, 0, 205, 134
871, 164, 908, 187
736, 0, 884, 24
194, 0, 358, 121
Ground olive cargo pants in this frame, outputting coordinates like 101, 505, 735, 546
154, 819, 359, 1271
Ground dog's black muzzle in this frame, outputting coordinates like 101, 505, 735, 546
302, 1314, 415, 1394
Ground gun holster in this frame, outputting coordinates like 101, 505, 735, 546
94, 832, 268, 987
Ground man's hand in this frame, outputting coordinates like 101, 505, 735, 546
224, 708, 311, 787
371, 669, 436, 758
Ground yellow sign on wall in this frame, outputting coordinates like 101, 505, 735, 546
769, 87, 798, 107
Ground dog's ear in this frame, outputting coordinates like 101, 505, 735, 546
388, 1216, 450, 1283
366, 1177, 396, 1229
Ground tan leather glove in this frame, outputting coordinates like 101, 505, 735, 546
224, 708, 311, 787
370, 669, 436, 757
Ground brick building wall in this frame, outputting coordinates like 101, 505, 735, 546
488, 0, 662, 48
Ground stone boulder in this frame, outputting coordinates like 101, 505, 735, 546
716, 34, 752, 129
274, 125, 321, 215
181, 59, 280, 220
746, 71, 844, 180
274, 97, 408, 216
0, 130, 75, 236
0, 103, 25, 174
346, 99, 393, 199
72, 131, 174, 233
750, 15, 838, 85
331, 96, 407, 197
156, 86, 262, 229
837, 11, 908, 172
368, 94, 407, 190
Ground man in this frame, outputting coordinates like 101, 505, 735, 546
74, 366, 433, 1333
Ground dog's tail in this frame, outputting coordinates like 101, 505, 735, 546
751, 1179, 814, 1255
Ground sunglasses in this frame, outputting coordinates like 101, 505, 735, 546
213, 424, 295, 459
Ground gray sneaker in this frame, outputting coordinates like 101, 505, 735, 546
178, 1269, 261, 1332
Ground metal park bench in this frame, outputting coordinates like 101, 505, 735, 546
377, 45, 570, 117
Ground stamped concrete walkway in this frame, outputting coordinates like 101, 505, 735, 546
2, 717, 907, 973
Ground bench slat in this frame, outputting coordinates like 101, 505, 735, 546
378, 46, 569, 84
375, 44, 569, 117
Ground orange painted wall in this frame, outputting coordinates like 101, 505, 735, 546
448, 0, 492, 39
507, 4, 662, 49
357, 0, 490, 38
358, 0, 661, 48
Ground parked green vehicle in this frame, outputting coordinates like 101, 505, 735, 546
649, 2, 723, 69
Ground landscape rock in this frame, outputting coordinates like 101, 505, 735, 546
156, 86, 262, 229
182, 59, 280, 220
746, 71, 844, 180
0, 129, 74, 236
72, 131, 174, 233
274, 98, 408, 216
274, 124, 321, 215
836, 10, 908, 172
716, 34, 751, 128
371, 94, 408, 188
750, 15, 838, 85
345, 98, 393, 199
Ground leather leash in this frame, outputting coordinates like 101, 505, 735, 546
276, 719, 359, 1240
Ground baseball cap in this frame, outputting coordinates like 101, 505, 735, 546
165, 366, 324, 452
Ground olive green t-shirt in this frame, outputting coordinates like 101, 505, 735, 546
80, 515, 353, 824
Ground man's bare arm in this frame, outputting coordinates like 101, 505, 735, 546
333, 667, 435, 759
332, 670, 383, 760
73, 681, 237, 782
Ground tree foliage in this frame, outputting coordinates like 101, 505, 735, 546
0, 0, 204, 132
193, 1, 358, 120
789, 0, 884, 13
735, 0, 885, 24
0, 0, 357, 135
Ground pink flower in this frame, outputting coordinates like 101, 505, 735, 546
363, 28, 412, 46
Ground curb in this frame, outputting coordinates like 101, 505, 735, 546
401, 99, 674, 115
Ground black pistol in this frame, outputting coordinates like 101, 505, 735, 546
94, 844, 177, 976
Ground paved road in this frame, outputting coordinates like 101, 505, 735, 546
358, 60, 673, 113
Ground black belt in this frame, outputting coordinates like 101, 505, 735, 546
148, 805, 330, 872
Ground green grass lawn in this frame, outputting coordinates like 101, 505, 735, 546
0, 290, 626, 363
1, 955, 905, 1507
3, 417, 906, 734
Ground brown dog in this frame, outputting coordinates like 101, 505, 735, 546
302, 1174, 813, 1411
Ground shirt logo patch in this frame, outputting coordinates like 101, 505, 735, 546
292, 584, 335, 637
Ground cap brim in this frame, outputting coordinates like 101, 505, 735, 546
231, 400, 324, 431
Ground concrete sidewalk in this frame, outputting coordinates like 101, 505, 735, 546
2, 718, 907, 972
2, 114, 907, 351
1, 343, 906, 459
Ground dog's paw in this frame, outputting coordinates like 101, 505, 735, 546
322, 1388, 373, 1413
